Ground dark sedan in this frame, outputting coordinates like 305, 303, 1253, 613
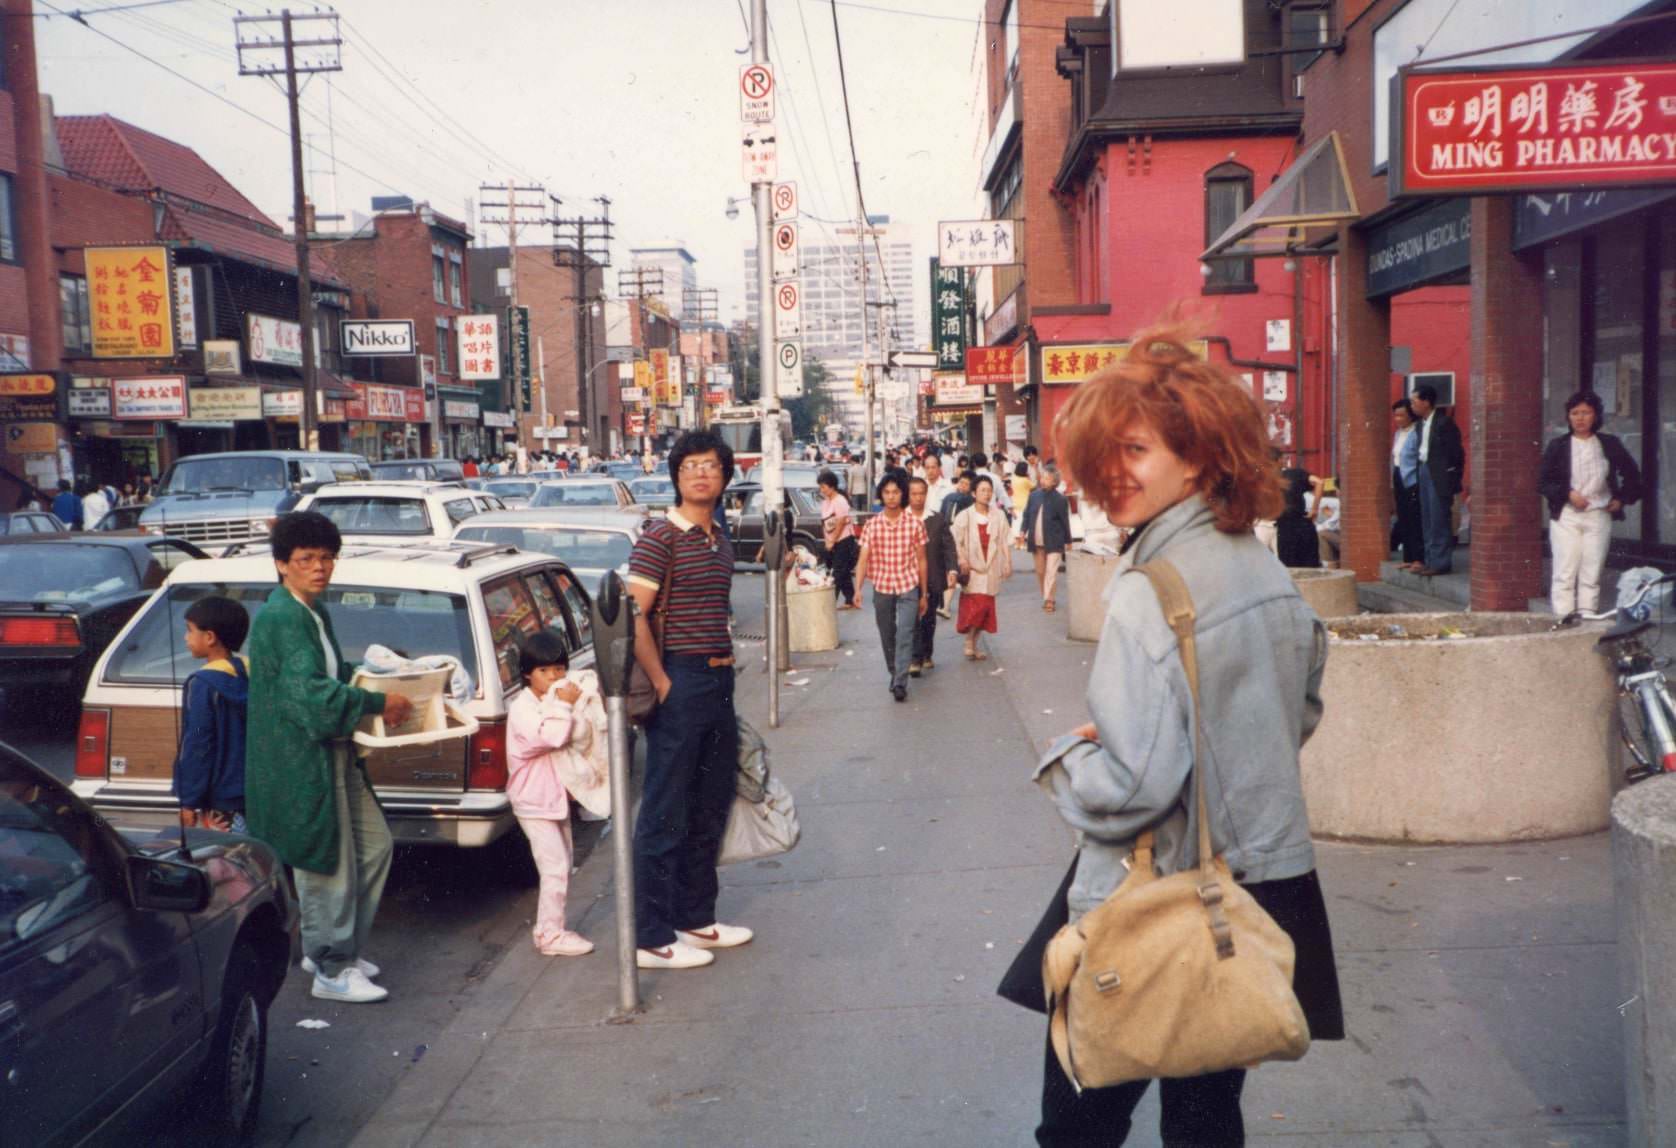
0, 741, 295, 1144
0, 510, 68, 536
0, 534, 206, 716
723, 482, 848, 566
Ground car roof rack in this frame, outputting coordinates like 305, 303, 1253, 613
454, 542, 522, 568
220, 540, 275, 558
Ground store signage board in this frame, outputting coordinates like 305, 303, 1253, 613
776, 341, 803, 397
0, 373, 61, 422
965, 345, 1018, 388
933, 374, 984, 406
247, 313, 303, 368
1366, 197, 1473, 297
740, 63, 774, 124
204, 339, 241, 376
174, 267, 198, 349
67, 383, 111, 419
112, 376, 186, 420
457, 315, 501, 380
444, 399, 480, 420
931, 259, 970, 371
937, 219, 1018, 267
341, 319, 416, 357
773, 280, 801, 339
772, 182, 798, 221
771, 221, 799, 279
1393, 61, 1676, 197
7, 422, 57, 453
85, 247, 176, 359
188, 386, 263, 421
263, 390, 303, 418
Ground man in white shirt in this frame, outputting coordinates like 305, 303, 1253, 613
922, 453, 956, 514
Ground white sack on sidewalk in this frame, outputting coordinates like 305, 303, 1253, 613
719, 717, 800, 864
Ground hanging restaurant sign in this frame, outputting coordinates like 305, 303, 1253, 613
1393, 61, 1676, 197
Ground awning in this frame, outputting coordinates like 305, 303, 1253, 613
1201, 132, 1360, 262
316, 371, 363, 400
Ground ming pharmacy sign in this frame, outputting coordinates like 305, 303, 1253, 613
1394, 62, 1676, 197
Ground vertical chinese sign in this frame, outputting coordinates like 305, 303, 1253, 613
650, 348, 674, 406
85, 247, 176, 359
930, 259, 969, 372
509, 305, 532, 412
457, 314, 502, 381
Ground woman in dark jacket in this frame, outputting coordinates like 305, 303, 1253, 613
1021, 464, 1072, 612
1537, 391, 1642, 618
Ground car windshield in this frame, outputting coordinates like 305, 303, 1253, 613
486, 481, 538, 500
0, 763, 109, 945
105, 583, 480, 691
0, 544, 137, 603
312, 497, 431, 534
629, 479, 676, 504
370, 462, 430, 480
532, 484, 617, 507
716, 422, 762, 455
455, 526, 634, 571
160, 457, 286, 493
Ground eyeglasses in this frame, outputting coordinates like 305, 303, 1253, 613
678, 461, 723, 475
285, 553, 337, 569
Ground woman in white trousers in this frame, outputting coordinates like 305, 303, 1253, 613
1536, 391, 1643, 618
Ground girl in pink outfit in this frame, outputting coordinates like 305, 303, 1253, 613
507, 631, 602, 957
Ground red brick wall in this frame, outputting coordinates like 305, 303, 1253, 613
509, 245, 607, 446
50, 174, 154, 252
333, 213, 469, 391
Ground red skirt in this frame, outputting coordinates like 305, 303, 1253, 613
956, 591, 998, 634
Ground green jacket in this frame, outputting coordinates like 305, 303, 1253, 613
245, 586, 387, 873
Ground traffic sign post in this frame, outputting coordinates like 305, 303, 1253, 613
740, 62, 774, 124
742, 130, 778, 183
772, 182, 798, 221
771, 221, 799, 279
776, 341, 803, 398
887, 350, 939, 371
773, 280, 801, 339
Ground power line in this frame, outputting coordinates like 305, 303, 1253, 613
826, 0, 899, 312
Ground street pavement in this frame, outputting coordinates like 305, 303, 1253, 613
341, 568, 1629, 1147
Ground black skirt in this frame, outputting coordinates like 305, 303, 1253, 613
998, 857, 1346, 1042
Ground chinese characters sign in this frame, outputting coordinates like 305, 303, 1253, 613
932, 375, 984, 407
1041, 344, 1129, 385
0, 374, 60, 422
1396, 62, 1676, 196
650, 349, 675, 406
936, 219, 1018, 267
84, 247, 176, 359
112, 376, 186, 420
965, 345, 1019, 388
457, 315, 502, 381
247, 314, 303, 367
929, 259, 970, 371
188, 386, 262, 421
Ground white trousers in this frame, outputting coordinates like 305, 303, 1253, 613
517, 815, 574, 949
1549, 506, 1612, 616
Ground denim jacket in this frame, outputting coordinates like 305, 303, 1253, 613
1034, 495, 1328, 920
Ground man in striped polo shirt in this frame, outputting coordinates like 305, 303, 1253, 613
625, 430, 749, 971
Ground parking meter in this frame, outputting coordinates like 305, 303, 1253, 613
588, 572, 640, 1016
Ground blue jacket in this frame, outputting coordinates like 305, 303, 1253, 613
52, 491, 83, 530
172, 657, 250, 812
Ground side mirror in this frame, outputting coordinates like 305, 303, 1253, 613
127, 853, 211, 913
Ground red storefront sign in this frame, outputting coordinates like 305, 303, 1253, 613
964, 344, 1018, 388
1395, 61, 1676, 196
346, 382, 424, 422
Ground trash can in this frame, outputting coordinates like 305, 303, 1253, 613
1066, 549, 1123, 642
787, 582, 839, 652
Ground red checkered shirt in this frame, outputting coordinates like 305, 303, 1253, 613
859, 509, 927, 596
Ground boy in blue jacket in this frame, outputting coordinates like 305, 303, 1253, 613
172, 595, 251, 832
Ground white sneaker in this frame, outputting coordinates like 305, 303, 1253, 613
310, 966, 389, 1003
676, 922, 753, 949
635, 941, 715, 969
538, 931, 595, 957
301, 955, 380, 979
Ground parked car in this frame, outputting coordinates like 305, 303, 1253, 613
367, 458, 467, 484
90, 504, 146, 532
0, 509, 68, 536
604, 460, 646, 482
453, 508, 645, 590
72, 539, 597, 849
627, 475, 677, 509
529, 478, 636, 510
0, 534, 207, 714
481, 478, 542, 509
297, 482, 505, 543
0, 740, 295, 1144
722, 482, 833, 565
138, 451, 372, 554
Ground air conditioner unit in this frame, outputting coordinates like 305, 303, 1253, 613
1407, 371, 1456, 407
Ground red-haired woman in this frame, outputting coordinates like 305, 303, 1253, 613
1003, 327, 1344, 1145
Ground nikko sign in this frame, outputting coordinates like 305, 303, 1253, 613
341, 319, 415, 357
1393, 61, 1676, 197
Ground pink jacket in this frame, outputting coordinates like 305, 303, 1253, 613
506, 676, 604, 820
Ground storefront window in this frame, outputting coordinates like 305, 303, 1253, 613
1594, 219, 1645, 542
1543, 240, 1583, 442
1659, 212, 1676, 548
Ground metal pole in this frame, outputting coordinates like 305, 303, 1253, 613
751, 0, 784, 715
282, 11, 319, 453
506, 177, 521, 457
859, 222, 873, 498
605, 692, 638, 1014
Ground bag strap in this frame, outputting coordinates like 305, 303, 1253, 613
1131, 558, 1236, 961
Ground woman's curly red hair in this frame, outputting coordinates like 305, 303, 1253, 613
1053, 323, 1283, 533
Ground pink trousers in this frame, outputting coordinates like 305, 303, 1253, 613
517, 816, 574, 947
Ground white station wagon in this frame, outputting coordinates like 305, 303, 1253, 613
71, 539, 596, 848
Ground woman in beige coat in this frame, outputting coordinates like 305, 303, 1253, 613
952, 474, 1013, 660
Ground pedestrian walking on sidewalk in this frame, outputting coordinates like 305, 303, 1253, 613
855, 473, 929, 702
922, 453, 955, 516
1390, 399, 1424, 569
1012, 325, 1343, 1146
1538, 390, 1642, 617
626, 430, 752, 971
1022, 464, 1071, 613
246, 511, 413, 1004
1408, 382, 1464, 576
818, 470, 861, 610
952, 475, 1012, 661
1010, 461, 1035, 550
908, 476, 957, 675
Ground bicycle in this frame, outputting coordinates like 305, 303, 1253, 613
1558, 571, 1676, 784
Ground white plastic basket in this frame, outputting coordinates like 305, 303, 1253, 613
351, 667, 480, 749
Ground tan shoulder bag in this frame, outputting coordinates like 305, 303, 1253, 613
1041, 557, 1310, 1091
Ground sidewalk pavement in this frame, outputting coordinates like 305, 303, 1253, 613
353, 573, 1627, 1147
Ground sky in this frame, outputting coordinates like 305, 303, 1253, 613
35, 0, 997, 337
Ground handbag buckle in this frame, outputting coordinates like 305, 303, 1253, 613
1093, 970, 1122, 993
1197, 881, 1224, 908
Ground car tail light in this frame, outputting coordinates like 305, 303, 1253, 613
0, 616, 80, 647
468, 720, 508, 790
76, 708, 110, 778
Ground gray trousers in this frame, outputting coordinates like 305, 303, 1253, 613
294, 746, 393, 979
873, 589, 918, 689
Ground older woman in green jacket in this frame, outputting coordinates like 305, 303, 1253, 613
246, 511, 411, 1005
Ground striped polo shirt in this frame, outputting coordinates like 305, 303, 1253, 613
627, 506, 735, 655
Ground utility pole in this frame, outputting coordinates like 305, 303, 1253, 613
859, 222, 875, 496
870, 299, 896, 450
553, 198, 613, 452
236, 9, 342, 452
479, 181, 548, 452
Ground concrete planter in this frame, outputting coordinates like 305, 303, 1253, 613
1066, 549, 1123, 642
1290, 568, 1359, 619
1613, 777, 1676, 1147
1301, 613, 1616, 843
